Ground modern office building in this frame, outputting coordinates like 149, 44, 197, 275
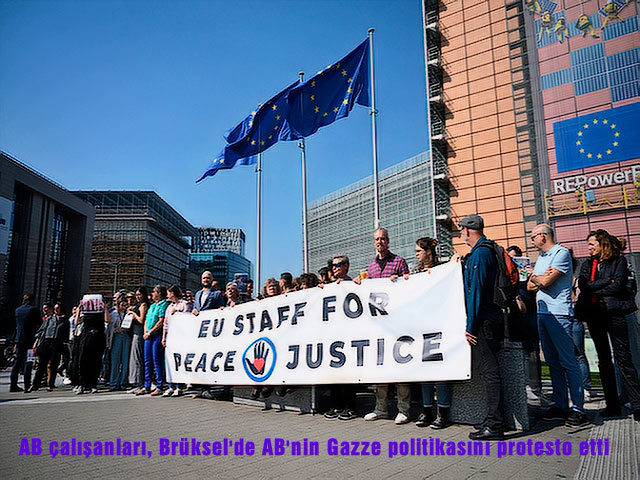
0, 152, 95, 334
189, 251, 253, 288
73, 191, 197, 301
307, 152, 434, 274
192, 228, 246, 256
422, 0, 639, 268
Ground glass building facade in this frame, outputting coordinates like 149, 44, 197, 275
307, 152, 435, 275
189, 251, 253, 288
193, 228, 245, 256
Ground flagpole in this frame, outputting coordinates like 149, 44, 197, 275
298, 71, 310, 274
368, 28, 381, 229
256, 152, 262, 290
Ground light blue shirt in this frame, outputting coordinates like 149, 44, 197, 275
533, 243, 574, 316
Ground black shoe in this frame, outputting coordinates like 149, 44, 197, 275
431, 407, 451, 430
275, 386, 288, 397
250, 387, 261, 400
600, 407, 622, 418
565, 410, 589, 427
542, 406, 569, 421
469, 426, 504, 440
324, 408, 340, 419
261, 387, 273, 398
10, 385, 23, 393
633, 410, 640, 422
415, 409, 433, 428
338, 409, 357, 421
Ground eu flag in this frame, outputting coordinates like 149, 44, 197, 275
286, 39, 370, 138
553, 102, 640, 173
197, 81, 300, 182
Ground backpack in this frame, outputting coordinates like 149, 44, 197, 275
477, 240, 523, 340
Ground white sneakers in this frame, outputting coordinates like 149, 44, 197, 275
162, 388, 175, 397
171, 388, 182, 397
394, 413, 410, 425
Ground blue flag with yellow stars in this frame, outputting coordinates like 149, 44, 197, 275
286, 39, 370, 138
553, 102, 640, 173
197, 81, 300, 182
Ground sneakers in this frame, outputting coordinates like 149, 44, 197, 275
171, 388, 182, 397
75, 386, 85, 395
394, 412, 410, 425
162, 388, 175, 397
566, 410, 589, 427
63, 377, 72, 385
338, 409, 356, 421
324, 408, 340, 420
526, 385, 540, 402
542, 406, 569, 421
91, 388, 98, 394
415, 411, 433, 428
431, 407, 451, 430
584, 390, 591, 403
127, 387, 139, 394
364, 411, 388, 421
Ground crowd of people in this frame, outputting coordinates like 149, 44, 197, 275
9, 216, 640, 438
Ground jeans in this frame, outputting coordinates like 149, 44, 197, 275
420, 382, 452, 408
538, 313, 584, 412
570, 320, 592, 392
10, 344, 33, 390
110, 332, 131, 389
144, 333, 164, 390
521, 311, 542, 394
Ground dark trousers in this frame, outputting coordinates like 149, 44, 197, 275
10, 344, 33, 389
476, 318, 504, 429
522, 311, 542, 394
587, 313, 640, 412
32, 340, 60, 389
329, 384, 357, 411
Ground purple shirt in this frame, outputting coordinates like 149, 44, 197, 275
367, 251, 410, 279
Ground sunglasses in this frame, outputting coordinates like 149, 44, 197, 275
332, 262, 345, 268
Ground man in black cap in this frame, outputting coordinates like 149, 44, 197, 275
459, 214, 505, 440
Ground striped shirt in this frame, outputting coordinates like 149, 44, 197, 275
368, 252, 410, 279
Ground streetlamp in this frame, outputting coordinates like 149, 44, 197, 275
90, 259, 121, 297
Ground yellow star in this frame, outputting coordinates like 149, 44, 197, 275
576, 141, 581, 145
333, 107, 339, 113
347, 88, 353, 94
341, 69, 347, 76
611, 124, 616, 129
220, 159, 224, 164
274, 125, 279, 130
323, 112, 328, 117
603, 119, 608, 124
607, 149, 612, 154
584, 124, 589, 129
260, 140, 265, 146
310, 95, 315, 101
317, 70, 323, 75
347, 77, 353, 83
268, 135, 273, 140
311, 80, 316, 87
314, 106, 320, 113
615, 132, 620, 137
343, 99, 348, 105
587, 153, 592, 158
275, 114, 280, 120
578, 131, 583, 136
579, 148, 585, 153
248, 121, 253, 127
597, 153, 602, 158
251, 111, 256, 115
251, 140, 256, 145
593, 119, 598, 124
613, 141, 618, 146
336, 62, 341, 69
272, 105, 277, 111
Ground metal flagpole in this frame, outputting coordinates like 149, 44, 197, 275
298, 71, 310, 273
368, 28, 381, 229
297, 71, 315, 413
256, 152, 262, 290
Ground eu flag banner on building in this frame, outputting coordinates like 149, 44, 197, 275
553, 102, 640, 173
197, 81, 300, 182
286, 39, 370, 138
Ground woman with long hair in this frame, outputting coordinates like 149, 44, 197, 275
576, 229, 640, 421
250, 278, 281, 399
136, 285, 168, 396
411, 237, 453, 429
162, 285, 191, 397
127, 287, 149, 394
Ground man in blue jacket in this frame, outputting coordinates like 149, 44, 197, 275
460, 214, 505, 440
10, 294, 41, 392
192, 271, 224, 315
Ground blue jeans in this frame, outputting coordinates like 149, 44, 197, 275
421, 382, 452, 408
144, 333, 164, 390
110, 332, 131, 389
570, 320, 592, 392
538, 313, 584, 412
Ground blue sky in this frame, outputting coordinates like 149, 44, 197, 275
0, 0, 428, 284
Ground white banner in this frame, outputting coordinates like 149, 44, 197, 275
165, 261, 470, 385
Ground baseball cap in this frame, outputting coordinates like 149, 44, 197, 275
459, 214, 484, 230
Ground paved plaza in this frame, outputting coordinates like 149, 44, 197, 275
0, 372, 638, 479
